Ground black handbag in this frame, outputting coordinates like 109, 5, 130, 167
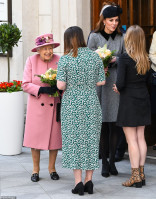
152, 72, 156, 86
56, 102, 61, 122
56, 94, 62, 122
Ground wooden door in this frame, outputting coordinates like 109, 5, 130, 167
126, 0, 156, 50
91, 0, 156, 51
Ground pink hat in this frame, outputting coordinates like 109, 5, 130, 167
31, 33, 60, 52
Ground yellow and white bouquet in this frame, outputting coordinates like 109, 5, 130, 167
95, 44, 115, 77
35, 68, 59, 97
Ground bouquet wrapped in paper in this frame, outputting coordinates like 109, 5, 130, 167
95, 44, 115, 77
35, 68, 59, 97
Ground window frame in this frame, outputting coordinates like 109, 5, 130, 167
0, 0, 12, 57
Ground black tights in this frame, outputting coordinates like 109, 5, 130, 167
99, 122, 121, 165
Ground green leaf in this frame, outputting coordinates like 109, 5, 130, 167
0, 23, 22, 82
0, 23, 22, 53
103, 44, 107, 51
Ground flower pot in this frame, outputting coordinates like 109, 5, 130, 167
0, 91, 24, 155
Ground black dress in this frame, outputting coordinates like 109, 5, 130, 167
116, 53, 151, 127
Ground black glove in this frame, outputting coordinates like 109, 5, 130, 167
108, 62, 117, 68
58, 89, 63, 95
38, 85, 57, 95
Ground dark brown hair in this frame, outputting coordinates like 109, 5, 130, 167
94, 1, 122, 34
64, 26, 86, 57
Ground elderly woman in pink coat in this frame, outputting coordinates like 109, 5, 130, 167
22, 33, 62, 182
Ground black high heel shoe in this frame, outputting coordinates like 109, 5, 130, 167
84, 180, 93, 194
31, 173, 39, 182
50, 172, 59, 180
72, 182, 84, 196
109, 163, 118, 175
101, 162, 110, 177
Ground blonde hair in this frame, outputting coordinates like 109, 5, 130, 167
124, 25, 150, 75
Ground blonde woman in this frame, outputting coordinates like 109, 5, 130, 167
113, 25, 151, 187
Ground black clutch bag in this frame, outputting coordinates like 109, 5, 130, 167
108, 62, 117, 68
56, 103, 61, 122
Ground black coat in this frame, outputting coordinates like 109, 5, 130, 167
116, 53, 151, 127
150, 69, 156, 114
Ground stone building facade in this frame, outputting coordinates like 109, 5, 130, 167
0, 0, 90, 82
0, 0, 90, 106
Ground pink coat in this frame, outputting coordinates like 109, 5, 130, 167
22, 54, 62, 150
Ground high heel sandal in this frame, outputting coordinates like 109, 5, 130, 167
84, 180, 93, 194
122, 168, 142, 188
140, 166, 146, 186
72, 182, 84, 196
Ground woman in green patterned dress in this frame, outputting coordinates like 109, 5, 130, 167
57, 26, 105, 195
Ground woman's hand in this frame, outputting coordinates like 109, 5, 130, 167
57, 80, 66, 90
96, 80, 106, 86
110, 56, 116, 63
113, 84, 120, 94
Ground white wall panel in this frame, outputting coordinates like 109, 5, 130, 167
59, 0, 70, 54
39, 0, 52, 15
39, 16, 52, 35
51, 0, 61, 54
68, 0, 77, 26
22, 0, 39, 64
82, 0, 91, 41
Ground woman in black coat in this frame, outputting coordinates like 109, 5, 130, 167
113, 25, 151, 188
149, 31, 156, 150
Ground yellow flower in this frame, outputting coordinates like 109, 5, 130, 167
98, 52, 103, 58
52, 74, 57, 80
105, 50, 111, 56
45, 73, 49, 79
49, 75, 53, 80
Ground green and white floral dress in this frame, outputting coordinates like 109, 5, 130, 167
57, 47, 105, 170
